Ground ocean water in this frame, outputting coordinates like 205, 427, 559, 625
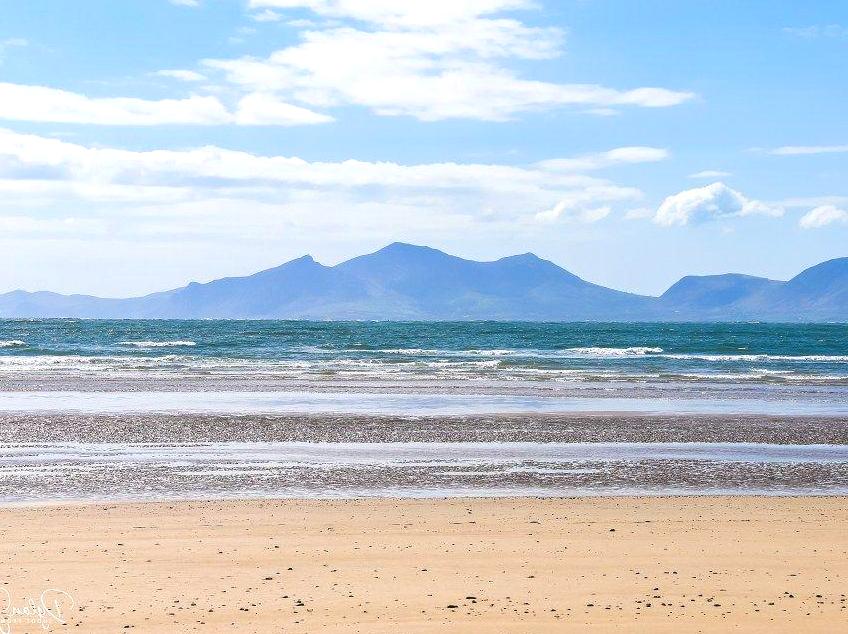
2, 320, 848, 502
2, 320, 848, 390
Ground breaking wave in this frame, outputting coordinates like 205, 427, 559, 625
118, 340, 197, 348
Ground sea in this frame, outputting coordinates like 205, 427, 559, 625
1, 320, 847, 503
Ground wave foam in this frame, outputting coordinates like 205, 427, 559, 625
666, 353, 848, 363
353, 347, 665, 359
0, 340, 26, 348
118, 340, 197, 348
563, 346, 664, 357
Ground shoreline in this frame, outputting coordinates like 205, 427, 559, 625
1, 389, 847, 417
3, 374, 847, 403
5, 486, 848, 509
2, 495, 846, 632
2, 491, 848, 509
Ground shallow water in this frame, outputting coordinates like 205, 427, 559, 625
3, 441, 848, 504
0, 390, 847, 416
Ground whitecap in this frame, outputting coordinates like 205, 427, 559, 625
665, 353, 848, 362
562, 346, 664, 357
118, 341, 197, 348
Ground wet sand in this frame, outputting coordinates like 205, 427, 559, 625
5, 412, 848, 502
5, 411, 848, 444
1, 496, 846, 633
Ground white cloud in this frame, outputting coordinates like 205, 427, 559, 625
0, 38, 28, 64
784, 25, 848, 39
0, 2, 692, 128
155, 69, 207, 82
0, 128, 640, 196
235, 92, 335, 124
537, 147, 668, 172
170, 0, 200, 6
535, 201, 611, 224
770, 144, 848, 156
653, 182, 784, 226
0, 82, 330, 126
578, 206, 612, 223
688, 169, 731, 179
779, 195, 848, 208
251, 9, 284, 22
203, 2, 693, 122
799, 205, 848, 229
0, 82, 229, 125
583, 107, 620, 117
0, 128, 646, 253
623, 207, 653, 220
249, 0, 537, 27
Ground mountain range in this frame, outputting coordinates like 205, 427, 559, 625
1, 243, 846, 321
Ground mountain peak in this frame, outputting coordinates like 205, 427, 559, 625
269, 254, 318, 270
790, 257, 848, 280
498, 252, 544, 263
385, 241, 424, 250
373, 245, 552, 267
372, 242, 446, 257
2, 246, 847, 321
784, 257, 848, 297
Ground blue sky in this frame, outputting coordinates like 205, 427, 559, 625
0, 0, 846, 297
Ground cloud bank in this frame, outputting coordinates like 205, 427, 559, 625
0, 2, 693, 127
202, 1, 694, 123
0, 83, 332, 126
0, 129, 661, 251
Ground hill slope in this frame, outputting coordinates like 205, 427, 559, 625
140, 243, 656, 320
656, 258, 848, 321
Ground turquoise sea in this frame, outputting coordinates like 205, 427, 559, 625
1, 320, 847, 391
2, 320, 848, 502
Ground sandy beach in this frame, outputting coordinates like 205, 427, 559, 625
1, 496, 846, 633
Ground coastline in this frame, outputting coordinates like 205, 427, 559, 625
2, 496, 846, 633
2, 324, 847, 629
4, 411, 848, 504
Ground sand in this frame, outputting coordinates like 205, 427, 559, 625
1, 496, 846, 633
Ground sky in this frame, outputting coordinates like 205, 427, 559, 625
0, 0, 846, 298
